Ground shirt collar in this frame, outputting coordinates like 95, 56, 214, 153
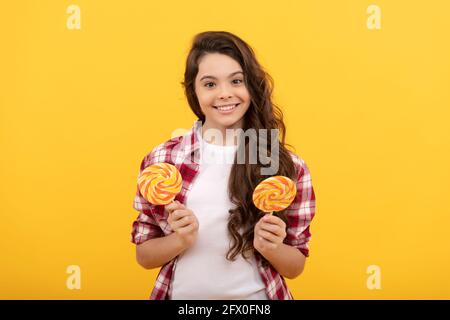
181, 119, 240, 165
180, 120, 203, 165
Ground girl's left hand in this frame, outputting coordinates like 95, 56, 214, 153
253, 214, 287, 253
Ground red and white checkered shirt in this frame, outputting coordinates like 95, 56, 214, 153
130, 121, 316, 300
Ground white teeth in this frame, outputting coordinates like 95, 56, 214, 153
215, 103, 238, 111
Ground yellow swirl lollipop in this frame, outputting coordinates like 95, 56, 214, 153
138, 163, 183, 205
252, 176, 297, 214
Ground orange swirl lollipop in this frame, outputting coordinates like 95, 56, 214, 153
138, 163, 183, 205
252, 176, 297, 214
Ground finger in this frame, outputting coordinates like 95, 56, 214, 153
262, 214, 278, 224
258, 229, 279, 243
260, 222, 285, 237
165, 201, 178, 210
168, 210, 185, 223
262, 214, 285, 228
260, 222, 278, 232
172, 215, 194, 229
166, 201, 185, 212
174, 200, 185, 208
257, 236, 277, 250
171, 209, 191, 220
168, 205, 185, 215
178, 221, 197, 233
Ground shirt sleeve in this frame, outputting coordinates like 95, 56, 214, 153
130, 156, 165, 245
283, 158, 316, 257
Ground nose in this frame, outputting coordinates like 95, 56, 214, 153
218, 84, 233, 100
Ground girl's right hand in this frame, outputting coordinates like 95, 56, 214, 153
165, 200, 199, 249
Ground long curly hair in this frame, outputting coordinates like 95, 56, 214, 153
181, 31, 297, 267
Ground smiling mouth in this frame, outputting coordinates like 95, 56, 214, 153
213, 103, 240, 111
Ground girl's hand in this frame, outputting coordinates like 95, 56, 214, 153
253, 214, 287, 254
165, 200, 199, 249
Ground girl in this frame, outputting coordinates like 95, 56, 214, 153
131, 31, 316, 300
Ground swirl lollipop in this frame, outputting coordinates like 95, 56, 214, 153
138, 163, 183, 205
252, 176, 297, 215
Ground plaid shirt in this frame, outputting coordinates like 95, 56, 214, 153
130, 120, 316, 300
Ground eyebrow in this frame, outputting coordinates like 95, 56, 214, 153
199, 71, 243, 81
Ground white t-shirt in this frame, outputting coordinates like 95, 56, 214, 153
170, 128, 268, 300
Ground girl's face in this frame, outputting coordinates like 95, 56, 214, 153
195, 53, 251, 134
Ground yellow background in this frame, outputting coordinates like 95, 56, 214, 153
1, 0, 449, 299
